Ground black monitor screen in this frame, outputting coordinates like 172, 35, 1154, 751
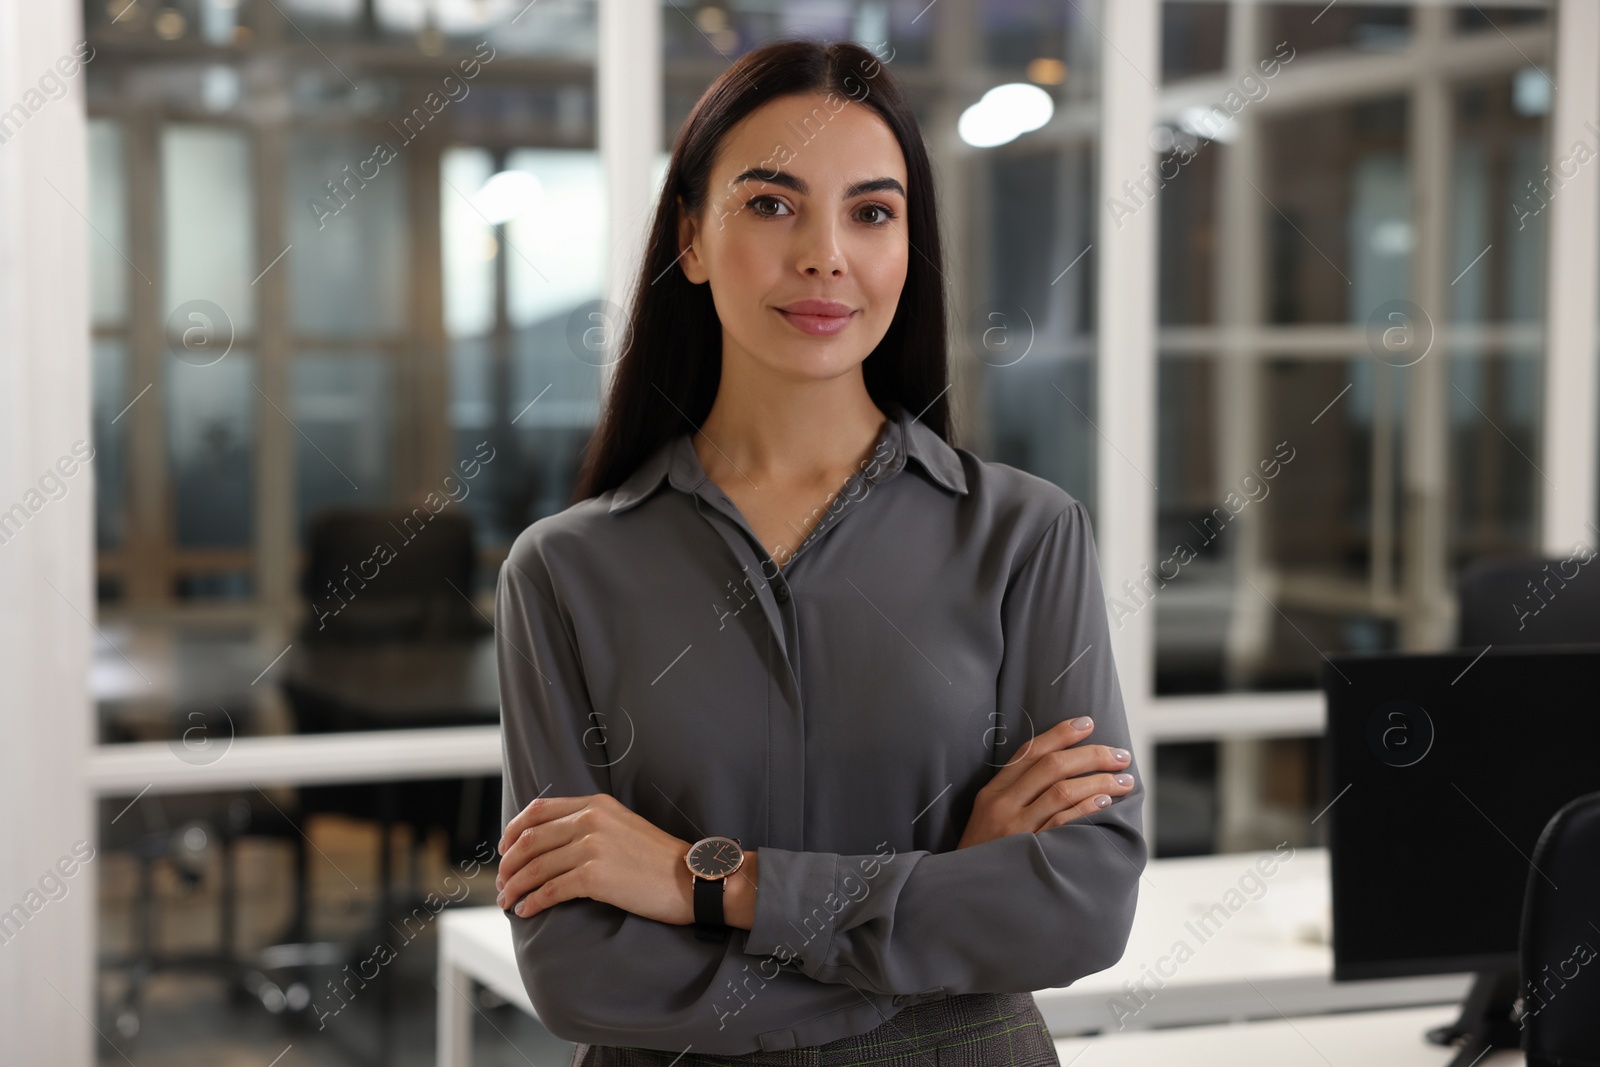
1324, 645, 1600, 981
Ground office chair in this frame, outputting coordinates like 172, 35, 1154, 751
1519, 791, 1600, 1066
299, 505, 487, 644
96, 786, 317, 1052
1455, 555, 1600, 647
266, 506, 500, 1056
289, 505, 497, 868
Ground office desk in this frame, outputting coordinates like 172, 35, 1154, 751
282, 633, 501, 732
1037, 848, 1470, 1032
93, 619, 501, 739
1051, 1005, 1524, 1066
438, 907, 538, 1067
435, 848, 1477, 1067
276, 635, 504, 915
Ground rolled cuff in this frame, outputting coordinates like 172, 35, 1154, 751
741, 847, 840, 977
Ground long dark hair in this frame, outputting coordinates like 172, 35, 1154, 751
570, 37, 953, 506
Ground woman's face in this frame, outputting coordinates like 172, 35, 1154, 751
677, 91, 911, 383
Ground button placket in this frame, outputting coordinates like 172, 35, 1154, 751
691, 489, 803, 694
690, 491, 808, 850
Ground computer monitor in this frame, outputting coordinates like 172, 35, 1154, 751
1324, 645, 1600, 1063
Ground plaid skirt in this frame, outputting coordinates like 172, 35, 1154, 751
568, 992, 1060, 1067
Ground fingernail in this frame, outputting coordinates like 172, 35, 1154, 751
1112, 748, 1130, 763
496, 894, 506, 909
1093, 794, 1113, 809
495, 876, 503, 891
1113, 773, 1134, 787
1071, 716, 1093, 730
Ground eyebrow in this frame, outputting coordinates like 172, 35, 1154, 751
730, 168, 906, 200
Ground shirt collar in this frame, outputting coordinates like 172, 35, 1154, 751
607, 401, 968, 514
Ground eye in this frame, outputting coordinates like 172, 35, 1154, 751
746, 194, 792, 218
857, 202, 898, 226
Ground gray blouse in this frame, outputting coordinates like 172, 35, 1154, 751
495, 400, 1147, 1055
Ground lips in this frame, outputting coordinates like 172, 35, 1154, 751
775, 299, 856, 337
778, 299, 853, 317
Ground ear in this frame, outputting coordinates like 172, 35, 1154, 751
675, 195, 709, 285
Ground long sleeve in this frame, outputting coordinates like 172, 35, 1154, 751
740, 501, 1147, 995
495, 543, 899, 1053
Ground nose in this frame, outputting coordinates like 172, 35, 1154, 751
797, 212, 846, 277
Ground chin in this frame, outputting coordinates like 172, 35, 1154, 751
762, 342, 868, 380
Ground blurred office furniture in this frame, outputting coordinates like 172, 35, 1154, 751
1519, 791, 1600, 1067
268, 507, 501, 1062
1049, 1005, 1525, 1066
1456, 556, 1600, 647
97, 645, 318, 1051
1325, 647, 1600, 1067
287, 504, 499, 871
438, 907, 536, 1067
435, 847, 1474, 1067
296, 506, 487, 645
1031, 848, 1467, 1032
282, 636, 504, 878
284, 507, 500, 879
97, 787, 313, 1047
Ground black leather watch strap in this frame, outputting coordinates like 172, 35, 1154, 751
693, 874, 728, 941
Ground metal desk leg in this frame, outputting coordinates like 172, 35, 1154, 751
437, 947, 473, 1067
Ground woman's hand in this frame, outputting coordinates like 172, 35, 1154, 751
957, 715, 1135, 849
495, 794, 696, 925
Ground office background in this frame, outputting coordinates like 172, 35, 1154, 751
1, 0, 1595, 1063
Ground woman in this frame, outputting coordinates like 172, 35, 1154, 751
490, 37, 1145, 1067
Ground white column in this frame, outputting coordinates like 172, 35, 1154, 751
1096, 0, 1161, 842
598, 0, 662, 386
1543, 0, 1600, 552
0, 2, 95, 1064
1214, 0, 1272, 851
1401, 7, 1452, 651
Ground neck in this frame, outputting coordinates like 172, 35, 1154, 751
693, 367, 889, 490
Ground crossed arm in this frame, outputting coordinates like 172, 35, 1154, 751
493, 502, 1146, 1048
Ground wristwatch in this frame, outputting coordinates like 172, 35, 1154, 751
685, 835, 745, 941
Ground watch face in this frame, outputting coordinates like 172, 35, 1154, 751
686, 835, 744, 878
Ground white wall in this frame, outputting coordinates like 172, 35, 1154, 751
0, 0, 95, 1063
